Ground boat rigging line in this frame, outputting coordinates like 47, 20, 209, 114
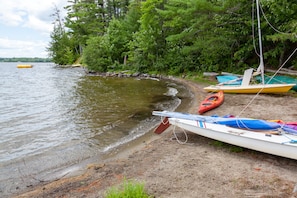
172, 125, 189, 145
237, 0, 297, 117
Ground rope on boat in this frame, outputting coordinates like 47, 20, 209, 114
172, 125, 188, 144
253, 0, 297, 57
282, 139, 297, 144
158, 116, 189, 144
276, 128, 297, 144
259, 1, 296, 38
161, 116, 169, 125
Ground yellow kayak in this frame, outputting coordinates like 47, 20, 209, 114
17, 64, 33, 68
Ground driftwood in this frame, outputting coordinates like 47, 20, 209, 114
265, 68, 297, 76
203, 72, 219, 77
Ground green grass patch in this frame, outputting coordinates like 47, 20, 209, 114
183, 72, 217, 84
105, 179, 152, 198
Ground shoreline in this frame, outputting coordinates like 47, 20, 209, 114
14, 78, 297, 198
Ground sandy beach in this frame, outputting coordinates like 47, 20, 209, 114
15, 78, 297, 198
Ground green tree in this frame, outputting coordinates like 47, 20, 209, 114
107, 18, 132, 65
64, 0, 107, 56
47, 5, 78, 65
106, 0, 130, 20
211, 0, 254, 72
83, 0, 142, 71
50, 0, 297, 72
129, 0, 167, 72
161, 0, 224, 73
259, 0, 297, 68
83, 36, 112, 72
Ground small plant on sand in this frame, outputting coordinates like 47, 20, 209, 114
105, 179, 152, 198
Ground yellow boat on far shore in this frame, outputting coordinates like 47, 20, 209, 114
17, 64, 33, 68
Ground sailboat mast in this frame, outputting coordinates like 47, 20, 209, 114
256, 0, 265, 84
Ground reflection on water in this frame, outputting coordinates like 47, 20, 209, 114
0, 63, 190, 196
73, 77, 180, 148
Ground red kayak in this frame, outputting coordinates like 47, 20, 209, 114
198, 91, 224, 114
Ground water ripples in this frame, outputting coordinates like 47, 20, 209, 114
0, 63, 190, 196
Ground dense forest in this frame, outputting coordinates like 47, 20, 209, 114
47, 0, 297, 75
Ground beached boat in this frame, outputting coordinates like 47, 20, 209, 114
169, 117, 297, 160
255, 75, 297, 92
204, 0, 295, 94
17, 64, 33, 68
152, 111, 297, 160
198, 91, 224, 114
204, 81, 294, 94
216, 75, 242, 85
204, 66, 295, 94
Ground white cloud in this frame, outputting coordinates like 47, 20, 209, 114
0, 38, 48, 57
24, 15, 52, 33
1, 0, 67, 33
0, 0, 68, 57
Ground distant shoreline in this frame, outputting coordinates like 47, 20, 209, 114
0, 57, 51, 62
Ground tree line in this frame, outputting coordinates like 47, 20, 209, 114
0, 57, 52, 62
47, 0, 297, 75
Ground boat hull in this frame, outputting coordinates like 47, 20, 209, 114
169, 117, 297, 160
203, 83, 295, 93
216, 75, 242, 85
256, 75, 297, 92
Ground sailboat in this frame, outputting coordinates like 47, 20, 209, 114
152, 110, 297, 160
204, 0, 295, 94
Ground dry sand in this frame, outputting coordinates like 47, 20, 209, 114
14, 78, 297, 198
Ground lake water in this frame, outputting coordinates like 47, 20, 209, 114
0, 62, 190, 196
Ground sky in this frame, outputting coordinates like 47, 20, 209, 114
0, 0, 68, 58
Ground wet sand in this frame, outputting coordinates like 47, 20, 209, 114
14, 78, 297, 198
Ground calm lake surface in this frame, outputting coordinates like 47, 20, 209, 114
0, 62, 190, 196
